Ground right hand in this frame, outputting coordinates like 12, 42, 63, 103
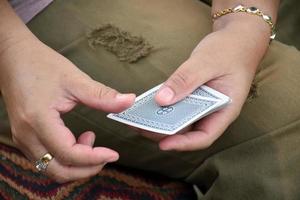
0, 36, 135, 183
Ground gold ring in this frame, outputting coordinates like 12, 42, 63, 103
35, 153, 53, 172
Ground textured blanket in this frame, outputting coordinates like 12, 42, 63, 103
0, 143, 195, 200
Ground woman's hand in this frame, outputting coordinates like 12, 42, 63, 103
141, 15, 271, 151
0, 36, 135, 183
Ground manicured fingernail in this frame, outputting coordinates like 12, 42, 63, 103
158, 87, 174, 103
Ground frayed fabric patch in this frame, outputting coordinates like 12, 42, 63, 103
87, 24, 153, 63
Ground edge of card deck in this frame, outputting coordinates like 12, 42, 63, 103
107, 84, 231, 135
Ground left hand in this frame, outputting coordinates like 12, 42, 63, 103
139, 15, 271, 151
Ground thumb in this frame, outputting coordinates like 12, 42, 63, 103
71, 78, 135, 113
155, 59, 214, 106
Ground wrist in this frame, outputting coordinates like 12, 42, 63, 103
212, 14, 271, 60
200, 15, 270, 73
214, 14, 270, 43
0, 33, 39, 85
0, 0, 36, 57
0, 32, 35, 55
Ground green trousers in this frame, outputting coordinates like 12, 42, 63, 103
1, 0, 300, 199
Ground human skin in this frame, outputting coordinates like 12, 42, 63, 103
150, 0, 280, 151
0, 0, 279, 183
0, 0, 135, 183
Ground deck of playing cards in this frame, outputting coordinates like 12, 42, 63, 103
107, 84, 231, 135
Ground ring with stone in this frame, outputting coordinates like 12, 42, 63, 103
35, 153, 53, 172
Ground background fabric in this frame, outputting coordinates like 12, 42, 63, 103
1, 0, 300, 199
9, 0, 53, 23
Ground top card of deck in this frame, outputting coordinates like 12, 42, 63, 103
192, 85, 229, 100
107, 84, 230, 135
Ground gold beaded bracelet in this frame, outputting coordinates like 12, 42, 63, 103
212, 5, 276, 41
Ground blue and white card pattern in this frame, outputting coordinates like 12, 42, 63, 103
108, 84, 231, 135
192, 87, 220, 99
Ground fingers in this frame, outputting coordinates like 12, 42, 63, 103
159, 105, 239, 151
77, 131, 96, 146
136, 126, 192, 142
70, 77, 135, 113
36, 112, 119, 166
47, 159, 104, 183
138, 130, 168, 142
155, 58, 217, 106
22, 137, 106, 183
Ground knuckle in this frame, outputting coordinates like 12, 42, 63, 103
55, 151, 72, 165
168, 70, 191, 91
93, 84, 117, 99
19, 108, 41, 125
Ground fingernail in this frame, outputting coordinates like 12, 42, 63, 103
158, 87, 174, 103
89, 136, 95, 147
160, 144, 172, 151
106, 154, 119, 163
116, 93, 131, 101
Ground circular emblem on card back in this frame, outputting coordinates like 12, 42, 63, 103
156, 106, 174, 115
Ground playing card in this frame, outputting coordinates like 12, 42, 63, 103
107, 84, 231, 135
191, 85, 229, 101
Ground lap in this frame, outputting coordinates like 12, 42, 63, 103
30, 0, 213, 177
186, 41, 300, 199
1, 0, 299, 199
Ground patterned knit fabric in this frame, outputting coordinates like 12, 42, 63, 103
0, 143, 196, 200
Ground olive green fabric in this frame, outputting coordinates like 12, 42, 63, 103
197, 0, 300, 50
277, 0, 300, 49
0, 0, 300, 199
